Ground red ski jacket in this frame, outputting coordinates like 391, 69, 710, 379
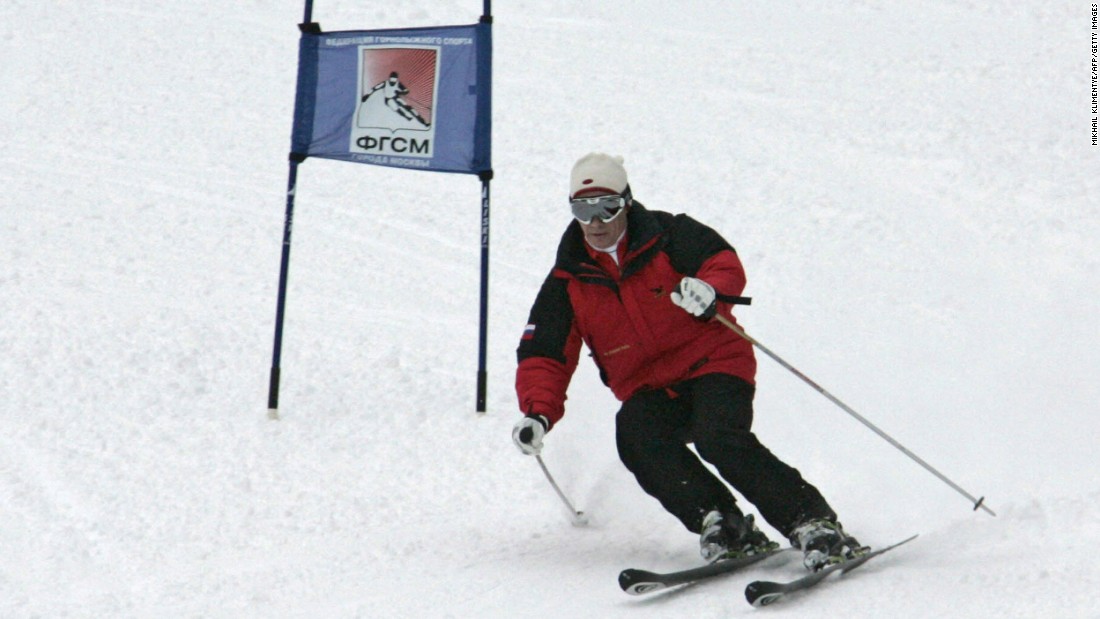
515, 203, 756, 428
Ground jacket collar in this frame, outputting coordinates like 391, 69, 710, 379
554, 201, 666, 278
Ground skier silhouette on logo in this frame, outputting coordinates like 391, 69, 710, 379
359, 71, 430, 129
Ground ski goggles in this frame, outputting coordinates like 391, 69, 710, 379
570, 195, 627, 224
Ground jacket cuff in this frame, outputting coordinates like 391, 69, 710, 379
525, 412, 552, 431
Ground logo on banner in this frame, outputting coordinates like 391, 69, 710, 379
352, 45, 439, 158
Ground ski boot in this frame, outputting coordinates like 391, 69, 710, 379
700, 510, 779, 563
789, 518, 870, 571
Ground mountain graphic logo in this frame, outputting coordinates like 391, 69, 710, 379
351, 45, 439, 158
355, 47, 436, 132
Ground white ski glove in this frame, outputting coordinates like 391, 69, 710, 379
671, 277, 717, 319
512, 415, 549, 456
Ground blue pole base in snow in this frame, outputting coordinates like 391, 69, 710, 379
476, 370, 487, 413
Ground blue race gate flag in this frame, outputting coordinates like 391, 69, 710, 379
291, 23, 492, 174
269, 12, 494, 420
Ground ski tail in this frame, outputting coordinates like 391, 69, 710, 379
745, 534, 918, 607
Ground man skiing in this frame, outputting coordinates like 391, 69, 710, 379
512, 152, 867, 571
361, 71, 430, 128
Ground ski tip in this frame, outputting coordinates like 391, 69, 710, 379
618, 569, 664, 595
745, 581, 783, 607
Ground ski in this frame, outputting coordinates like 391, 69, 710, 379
619, 549, 786, 595
744, 534, 918, 607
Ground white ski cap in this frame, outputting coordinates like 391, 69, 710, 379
570, 152, 628, 198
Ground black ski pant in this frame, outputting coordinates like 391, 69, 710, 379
615, 373, 836, 539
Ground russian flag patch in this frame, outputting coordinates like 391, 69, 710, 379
522, 324, 536, 340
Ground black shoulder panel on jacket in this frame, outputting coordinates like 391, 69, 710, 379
662, 213, 736, 277
517, 271, 574, 364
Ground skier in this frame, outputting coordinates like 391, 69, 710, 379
512, 152, 867, 571
361, 72, 430, 127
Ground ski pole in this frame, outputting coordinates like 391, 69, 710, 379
714, 314, 995, 517
535, 454, 589, 526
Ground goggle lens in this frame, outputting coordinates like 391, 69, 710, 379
570, 195, 626, 224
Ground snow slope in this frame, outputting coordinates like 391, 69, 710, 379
2, 1, 1098, 617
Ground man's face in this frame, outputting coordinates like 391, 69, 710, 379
574, 192, 628, 250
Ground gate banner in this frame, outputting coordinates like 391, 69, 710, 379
291, 23, 491, 174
